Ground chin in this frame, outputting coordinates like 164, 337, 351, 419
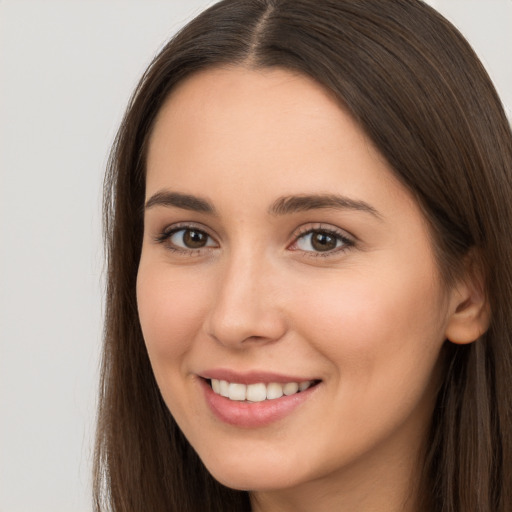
201, 452, 308, 492
211, 471, 300, 493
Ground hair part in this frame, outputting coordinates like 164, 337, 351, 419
96, 1, 512, 510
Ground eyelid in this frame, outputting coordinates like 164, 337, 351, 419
154, 222, 219, 252
288, 223, 355, 256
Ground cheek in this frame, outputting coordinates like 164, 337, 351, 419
136, 262, 209, 366
293, 264, 447, 389
286, 266, 447, 461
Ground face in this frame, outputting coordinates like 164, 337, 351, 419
137, 67, 453, 496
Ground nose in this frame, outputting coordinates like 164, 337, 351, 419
204, 249, 287, 349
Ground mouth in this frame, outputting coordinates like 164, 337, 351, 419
207, 378, 320, 402
199, 374, 321, 428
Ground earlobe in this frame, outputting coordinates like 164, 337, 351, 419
444, 253, 490, 345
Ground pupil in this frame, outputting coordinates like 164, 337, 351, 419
311, 232, 336, 251
184, 230, 207, 248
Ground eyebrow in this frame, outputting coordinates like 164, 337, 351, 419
145, 191, 216, 214
144, 190, 381, 219
269, 194, 381, 219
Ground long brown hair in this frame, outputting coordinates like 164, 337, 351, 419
95, 1, 512, 510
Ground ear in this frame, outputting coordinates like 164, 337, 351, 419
444, 251, 490, 345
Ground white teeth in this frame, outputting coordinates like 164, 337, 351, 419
283, 382, 299, 396
228, 382, 246, 401
219, 380, 229, 397
211, 378, 221, 394
299, 381, 312, 391
246, 383, 267, 402
210, 378, 315, 401
266, 382, 284, 399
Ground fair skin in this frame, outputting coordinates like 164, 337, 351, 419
137, 67, 486, 511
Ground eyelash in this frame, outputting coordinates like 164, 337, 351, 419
154, 223, 355, 258
154, 223, 215, 256
289, 225, 354, 258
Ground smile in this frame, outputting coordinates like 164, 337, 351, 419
209, 379, 316, 402
201, 375, 321, 428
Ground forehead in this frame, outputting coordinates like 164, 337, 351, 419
145, 66, 414, 218
147, 67, 353, 169
154, 65, 340, 127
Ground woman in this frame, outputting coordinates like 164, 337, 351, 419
94, 1, 512, 510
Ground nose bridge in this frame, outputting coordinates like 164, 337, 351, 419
205, 244, 286, 348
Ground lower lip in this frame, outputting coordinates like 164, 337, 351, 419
200, 379, 319, 428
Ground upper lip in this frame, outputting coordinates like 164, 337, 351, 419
199, 368, 319, 385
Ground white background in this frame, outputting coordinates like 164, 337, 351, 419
0, 1, 510, 511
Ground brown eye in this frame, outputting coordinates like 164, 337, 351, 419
183, 229, 208, 248
310, 231, 338, 252
294, 229, 351, 254
167, 228, 216, 250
